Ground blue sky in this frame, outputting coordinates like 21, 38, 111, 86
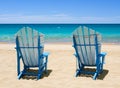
0, 0, 120, 23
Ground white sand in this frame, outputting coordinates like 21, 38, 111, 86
0, 43, 120, 88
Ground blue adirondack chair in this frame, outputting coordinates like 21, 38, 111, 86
73, 26, 106, 80
15, 27, 49, 80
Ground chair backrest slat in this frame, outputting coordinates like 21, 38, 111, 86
73, 26, 101, 65
16, 27, 44, 67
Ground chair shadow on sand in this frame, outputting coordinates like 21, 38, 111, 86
22, 69, 52, 80
77, 68, 109, 80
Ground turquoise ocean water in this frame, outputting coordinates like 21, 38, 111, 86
0, 24, 120, 43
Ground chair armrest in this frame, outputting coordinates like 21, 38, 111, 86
43, 52, 50, 57
39, 45, 44, 48
98, 52, 107, 57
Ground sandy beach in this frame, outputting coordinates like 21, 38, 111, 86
0, 43, 120, 88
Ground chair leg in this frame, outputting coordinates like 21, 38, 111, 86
17, 71, 24, 79
17, 57, 20, 76
99, 63, 103, 73
93, 72, 98, 80
37, 74, 41, 80
75, 69, 80, 77
75, 64, 84, 77
93, 64, 101, 80
45, 56, 48, 73
37, 65, 43, 79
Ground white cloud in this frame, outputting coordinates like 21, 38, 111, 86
0, 14, 120, 23
69, 16, 120, 23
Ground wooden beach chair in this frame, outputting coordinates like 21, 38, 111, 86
15, 27, 49, 80
72, 26, 106, 80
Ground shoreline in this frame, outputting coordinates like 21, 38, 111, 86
0, 41, 120, 45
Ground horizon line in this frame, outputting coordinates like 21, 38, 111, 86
0, 23, 120, 24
